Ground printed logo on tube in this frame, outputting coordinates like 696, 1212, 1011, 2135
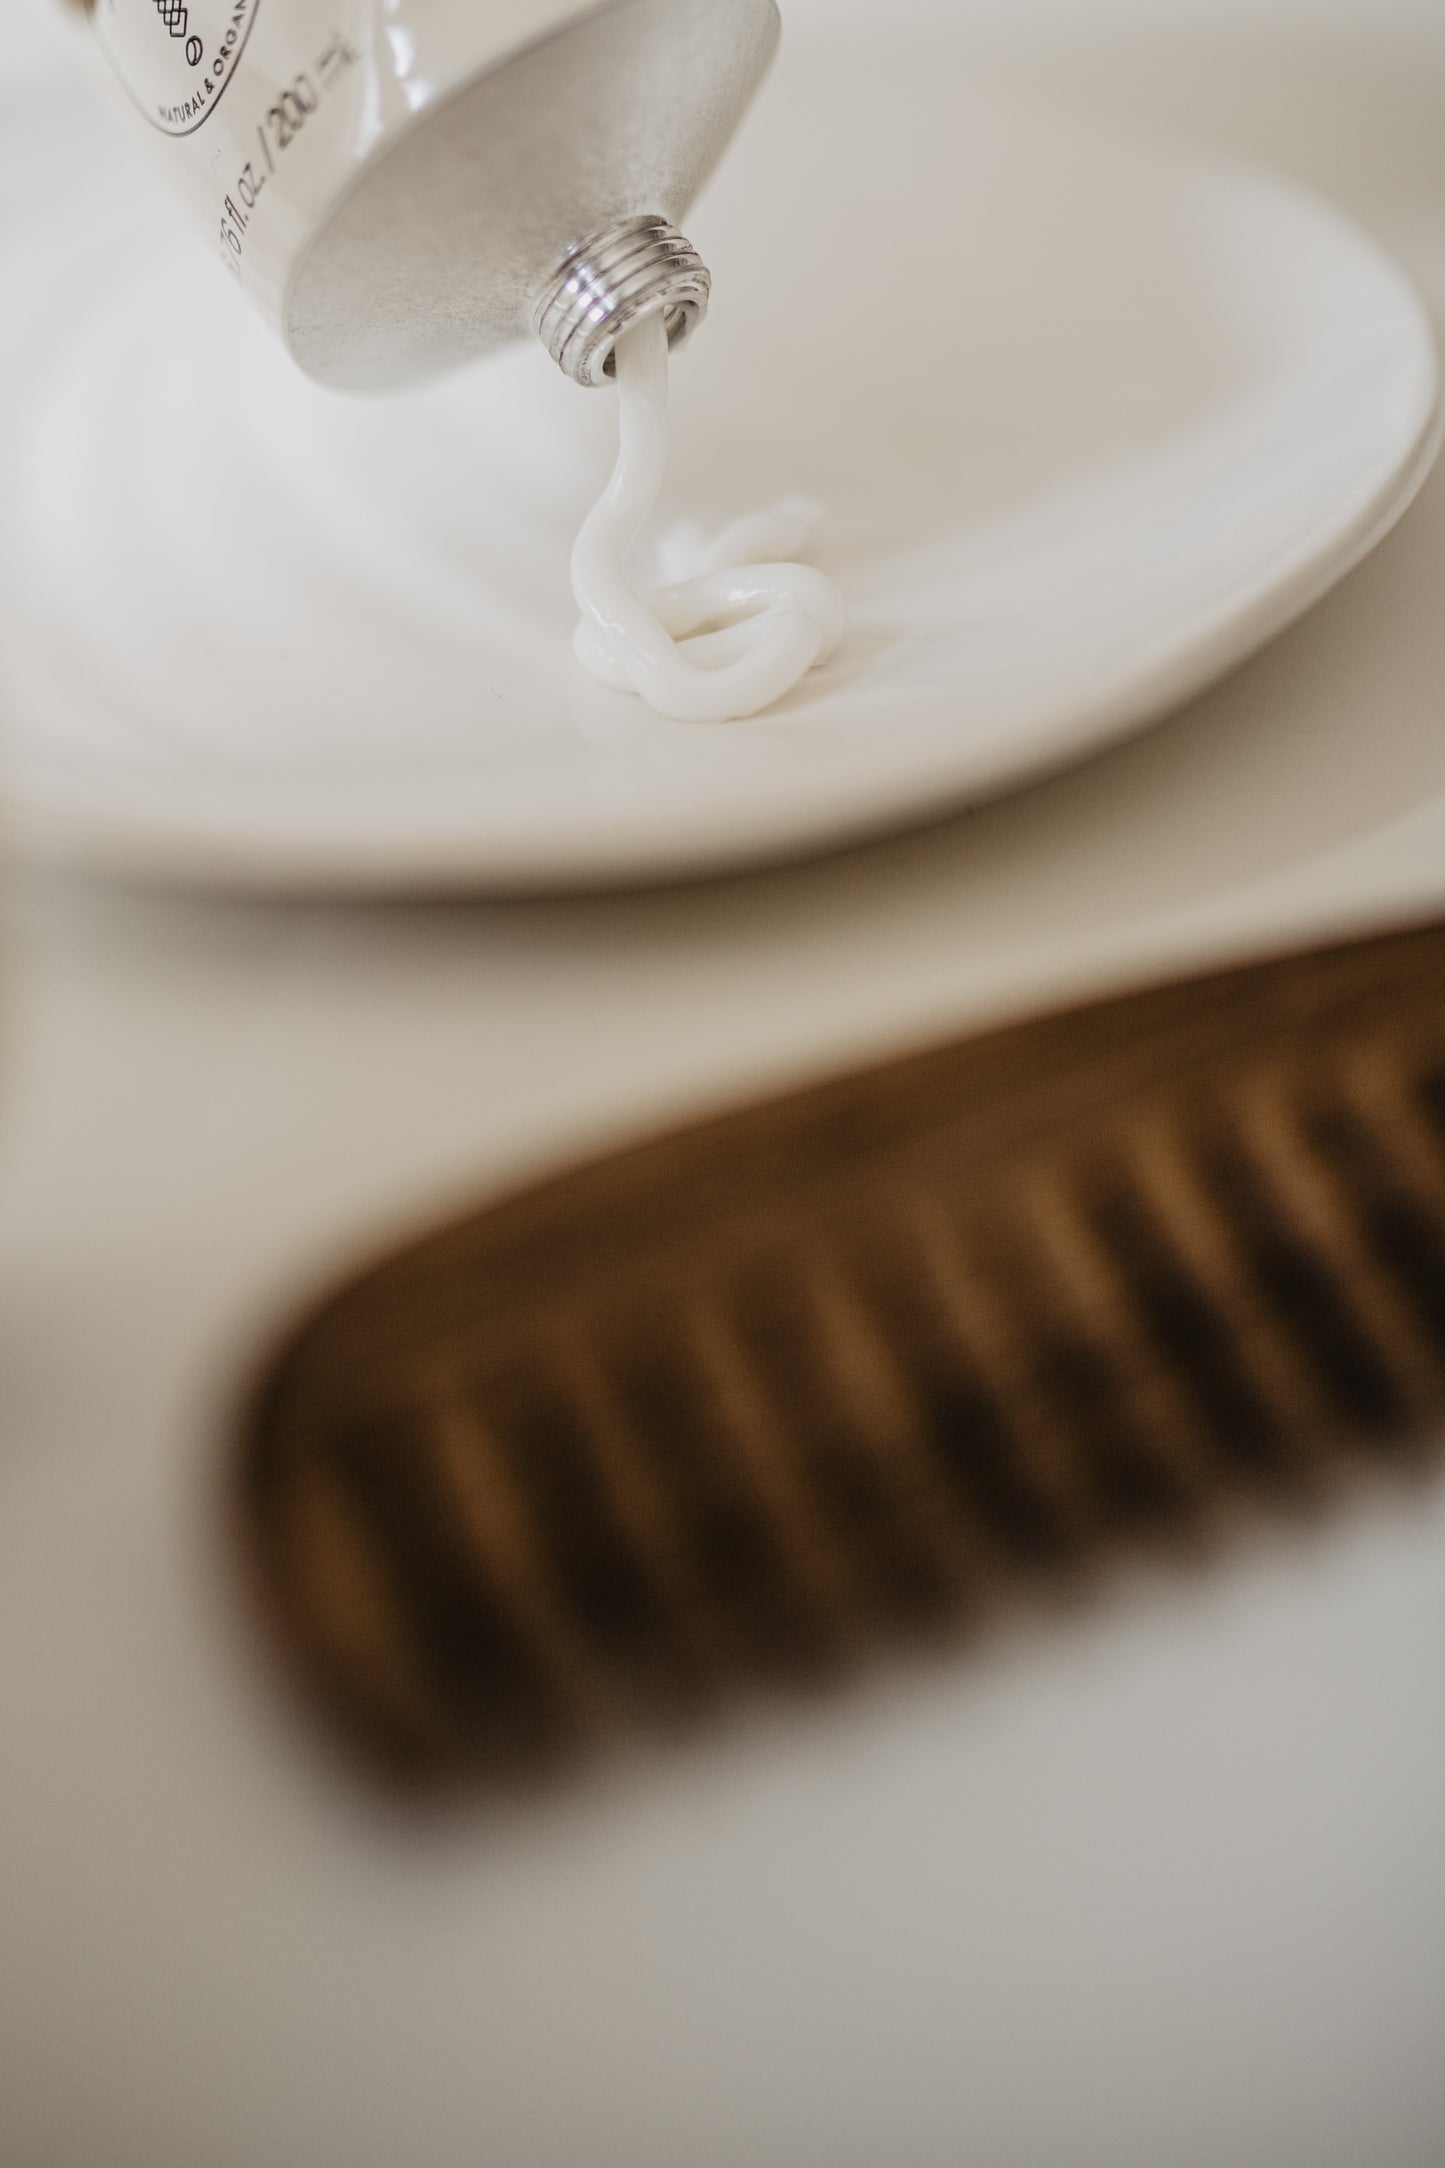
96, 0, 262, 136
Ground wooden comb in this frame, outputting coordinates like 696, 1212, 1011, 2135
237, 919, 1445, 1788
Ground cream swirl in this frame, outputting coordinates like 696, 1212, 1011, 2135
571, 314, 845, 723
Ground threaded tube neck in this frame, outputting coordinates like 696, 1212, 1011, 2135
532, 216, 711, 388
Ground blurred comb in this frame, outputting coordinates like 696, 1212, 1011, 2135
237, 919, 1445, 1788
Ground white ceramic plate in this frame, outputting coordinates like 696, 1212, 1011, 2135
0, 18, 1438, 891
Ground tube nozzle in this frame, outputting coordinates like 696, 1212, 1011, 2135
532, 215, 711, 388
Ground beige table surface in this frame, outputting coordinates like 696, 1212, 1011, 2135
2, 2, 1443, 2163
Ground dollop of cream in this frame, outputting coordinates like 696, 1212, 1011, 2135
571, 314, 846, 722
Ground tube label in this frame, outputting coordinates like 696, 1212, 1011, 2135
95, 0, 265, 136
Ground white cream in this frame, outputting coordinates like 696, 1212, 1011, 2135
571, 314, 846, 723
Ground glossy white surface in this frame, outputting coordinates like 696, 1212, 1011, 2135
0, 6, 1436, 886
2, 4, 1444, 2167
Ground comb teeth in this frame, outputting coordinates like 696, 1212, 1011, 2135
239, 927, 1445, 1788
